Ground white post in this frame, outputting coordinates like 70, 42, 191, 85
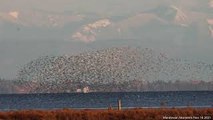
118, 99, 122, 110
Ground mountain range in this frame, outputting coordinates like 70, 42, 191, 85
0, 0, 213, 79
0, 0, 213, 42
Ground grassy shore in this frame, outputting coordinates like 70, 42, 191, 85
0, 108, 212, 120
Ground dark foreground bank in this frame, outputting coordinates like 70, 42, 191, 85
0, 108, 212, 120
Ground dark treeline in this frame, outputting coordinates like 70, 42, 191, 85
1, 78, 212, 94
79, 80, 213, 92
0, 80, 213, 94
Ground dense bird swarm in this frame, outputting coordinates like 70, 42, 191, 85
17, 47, 213, 92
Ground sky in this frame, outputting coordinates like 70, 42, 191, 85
0, 0, 213, 79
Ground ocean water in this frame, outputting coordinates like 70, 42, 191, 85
0, 91, 212, 110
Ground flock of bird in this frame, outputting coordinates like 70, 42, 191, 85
17, 47, 213, 91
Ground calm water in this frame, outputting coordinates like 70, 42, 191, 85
0, 91, 212, 110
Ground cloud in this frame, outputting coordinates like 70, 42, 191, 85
9, 11, 19, 19
72, 19, 111, 43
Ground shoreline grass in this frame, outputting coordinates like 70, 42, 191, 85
0, 108, 212, 120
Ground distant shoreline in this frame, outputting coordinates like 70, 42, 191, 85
1, 90, 213, 95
